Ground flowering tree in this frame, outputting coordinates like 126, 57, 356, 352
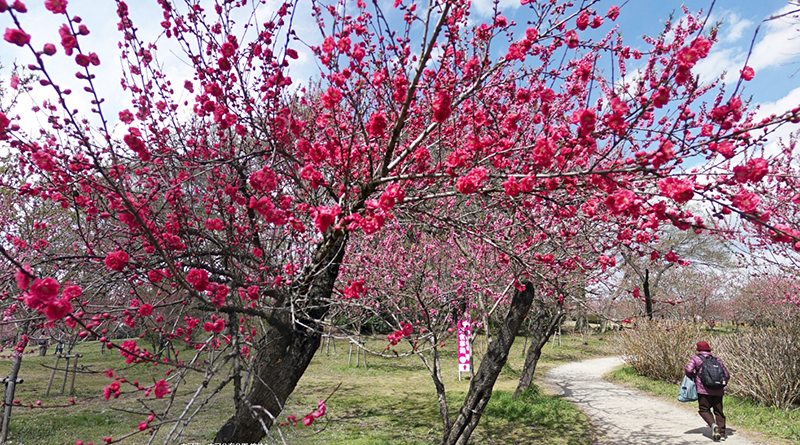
0, 0, 799, 443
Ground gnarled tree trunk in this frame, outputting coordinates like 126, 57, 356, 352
441, 282, 535, 445
215, 233, 347, 443
514, 299, 563, 398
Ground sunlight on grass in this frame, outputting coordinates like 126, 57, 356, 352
0, 332, 612, 444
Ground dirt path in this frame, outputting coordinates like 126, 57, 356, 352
544, 357, 763, 445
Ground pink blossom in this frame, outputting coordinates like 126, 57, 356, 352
456, 167, 487, 194
186, 268, 209, 292
248, 167, 277, 192
432, 91, 452, 123
312, 205, 341, 233
740, 66, 755, 81
31, 151, 56, 171
58, 24, 77, 55
604, 189, 639, 216
148, 269, 164, 283
153, 379, 170, 398
204, 218, 225, 230
119, 340, 139, 364
119, 109, 134, 124
607, 6, 620, 20
379, 184, 405, 211
28, 277, 60, 306
343, 280, 364, 299
44, 0, 67, 14
564, 30, 579, 49
652, 86, 669, 108
247, 286, 260, 300
366, 111, 388, 137
321, 87, 343, 109
360, 212, 385, 234
104, 250, 129, 272
14, 264, 31, 290
138, 304, 153, 317
576, 11, 590, 31
3, 28, 30, 47
44, 298, 73, 321
731, 190, 760, 213
503, 176, 520, 197
715, 141, 735, 159
650, 140, 675, 169
658, 177, 694, 204
62, 285, 82, 300
733, 158, 768, 183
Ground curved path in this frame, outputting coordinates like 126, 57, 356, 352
544, 357, 763, 445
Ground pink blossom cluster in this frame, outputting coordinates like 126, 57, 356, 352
387, 322, 413, 346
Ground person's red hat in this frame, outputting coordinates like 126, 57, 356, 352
696, 341, 712, 352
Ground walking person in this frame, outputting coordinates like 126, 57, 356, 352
686, 341, 730, 441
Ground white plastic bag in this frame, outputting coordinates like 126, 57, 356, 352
678, 375, 698, 402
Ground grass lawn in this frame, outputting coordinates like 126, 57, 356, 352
606, 365, 800, 445
0, 331, 613, 444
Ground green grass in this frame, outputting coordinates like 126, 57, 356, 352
606, 365, 800, 445
0, 332, 612, 444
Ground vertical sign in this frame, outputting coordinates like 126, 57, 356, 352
457, 319, 471, 379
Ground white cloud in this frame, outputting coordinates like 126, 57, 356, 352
755, 85, 800, 156
719, 12, 754, 43
690, 4, 800, 85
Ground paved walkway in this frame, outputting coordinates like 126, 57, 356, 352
544, 357, 762, 445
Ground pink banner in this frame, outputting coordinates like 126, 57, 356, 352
457, 319, 471, 373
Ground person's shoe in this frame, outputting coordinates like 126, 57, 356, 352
712, 424, 721, 441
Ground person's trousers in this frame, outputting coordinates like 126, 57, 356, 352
698, 394, 726, 432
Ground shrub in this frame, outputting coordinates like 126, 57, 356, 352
616, 320, 705, 383
718, 321, 800, 409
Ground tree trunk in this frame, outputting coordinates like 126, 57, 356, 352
441, 282, 535, 445
514, 302, 563, 398
1, 322, 29, 443
644, 268, 653, 321
215, 233, 347, 443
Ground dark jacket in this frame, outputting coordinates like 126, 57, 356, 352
685, 351, 730, 396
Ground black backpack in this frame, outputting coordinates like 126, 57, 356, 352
697, 354, 728, 389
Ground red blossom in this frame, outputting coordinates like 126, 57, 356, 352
576, 11, 590, 31
366, 111, 388, 137
153, 379, 170, 398
3, 28, 30, 46
432, 91, 452, 123
58, 24, 77, 55
658, 177, 694, 204
652, 86, 669, 108
104, 250, 129, 271
740, 66, 755, 81
312, 205, 341, 233
607, 5, 620, 20
456, 167, 488, 194
14, 264, 31, 290
44, 298, 73, 321
186, 268, 210, 292
732, 190, 760, 213
44, 0, 67, 14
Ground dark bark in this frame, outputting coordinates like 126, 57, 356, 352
513, 301, 563, 398
644, 268, 653, 320
214, 233, 347, 443
441, 282, 535, 445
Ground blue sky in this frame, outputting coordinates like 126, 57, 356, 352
0, 1, 797, 144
